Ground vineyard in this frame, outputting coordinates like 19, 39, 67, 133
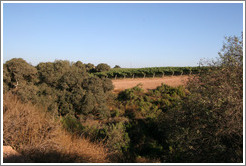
93, 66, 209, 79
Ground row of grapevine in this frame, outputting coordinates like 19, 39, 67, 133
94, 66, 209, 79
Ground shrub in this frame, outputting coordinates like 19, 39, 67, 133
61, 114, 85, 134
105, 122, 130, 155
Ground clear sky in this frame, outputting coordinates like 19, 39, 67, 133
3, 3, 243, 68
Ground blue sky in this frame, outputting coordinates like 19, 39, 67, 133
3, 3, 243, 68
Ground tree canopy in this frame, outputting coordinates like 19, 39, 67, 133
95, 63, 111, 72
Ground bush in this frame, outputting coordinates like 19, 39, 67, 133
104, 122, 130, 158
61, 114, 85, 134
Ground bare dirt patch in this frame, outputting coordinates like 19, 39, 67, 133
112, 75, 190, 92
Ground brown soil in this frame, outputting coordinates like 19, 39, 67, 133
112, 75, 190, 92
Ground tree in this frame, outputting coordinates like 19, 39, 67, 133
114, 65, 121, 68
218, 33, 243, 67
80, 77, 113, 119
4, 58, 38, 88
95, 63, 111, 72
3, 58, 40, 102
58, 62, 87, 91
159, 34, 243, 162
37, 60, 71, 87
85, 63, 95, 72
73, 61, 86, 72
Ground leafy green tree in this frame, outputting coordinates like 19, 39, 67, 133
58, 63, 87, 91
36, 60, 70, 87
81, 91, 97, 115
114, 65, 121, 68
36, 82, 59, 113
57, 91, 74, 116
4, 58, 38, 88
3, 58, 39, 102
81, 77, 112, 119
85, 63, 95, 72
95, 63, 111, 72
73, 60, 85, 69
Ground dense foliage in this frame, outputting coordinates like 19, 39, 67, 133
3, 34, 243, 163
4, 59, 114, 120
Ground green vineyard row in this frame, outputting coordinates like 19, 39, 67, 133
93, 66, 209, 78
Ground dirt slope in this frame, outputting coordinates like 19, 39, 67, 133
112, 75, 190, 92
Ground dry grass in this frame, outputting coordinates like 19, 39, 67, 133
3, 92, 109, 163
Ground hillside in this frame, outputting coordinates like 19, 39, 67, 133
3, 93, 108, 163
